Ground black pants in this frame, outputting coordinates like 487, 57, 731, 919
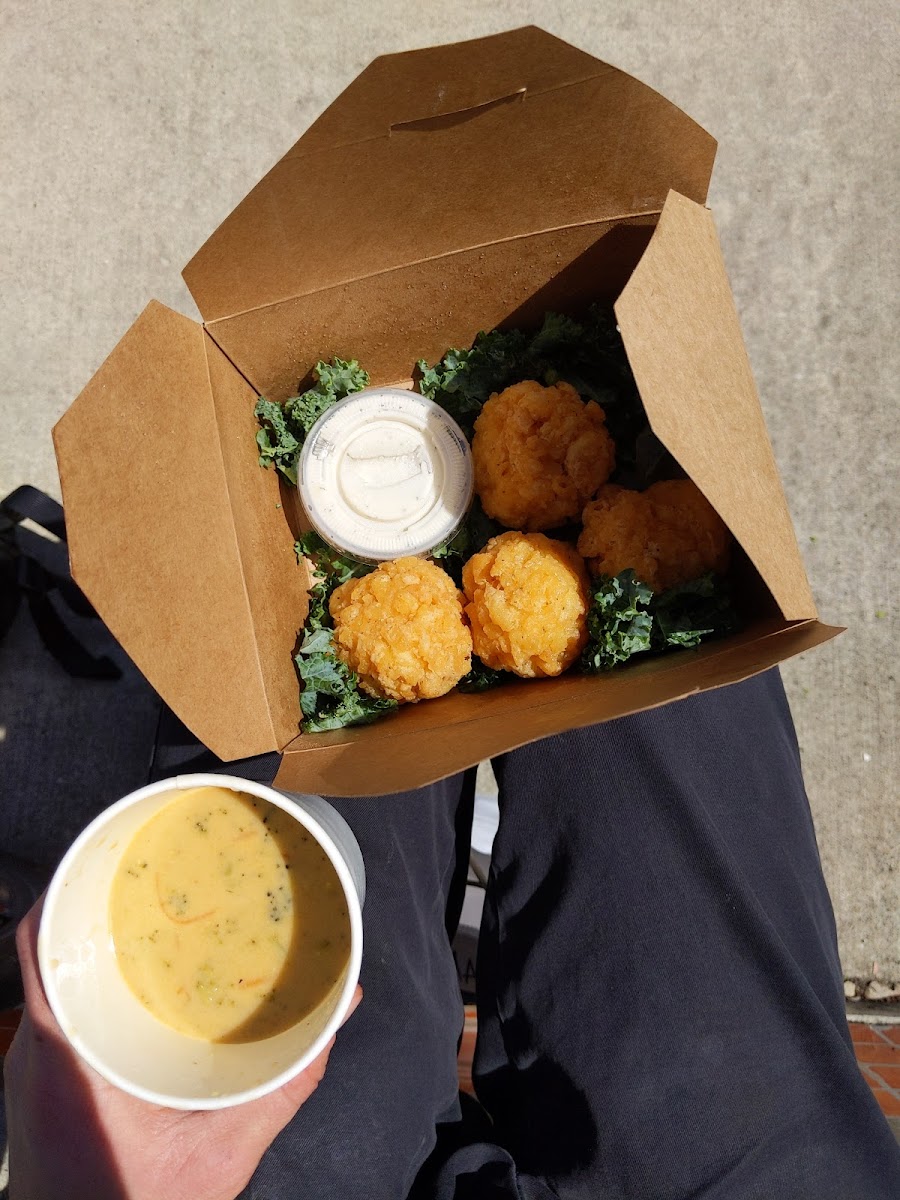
164, 671, 898, 1199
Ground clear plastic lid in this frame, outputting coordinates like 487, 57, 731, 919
298, 388, 473, 562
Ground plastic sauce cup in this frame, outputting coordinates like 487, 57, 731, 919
37, 773, 365, 1110
299, 387, 474, 562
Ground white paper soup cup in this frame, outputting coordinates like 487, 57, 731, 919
37, 773, 365, 1110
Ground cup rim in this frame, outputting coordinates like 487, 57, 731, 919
38, 772, 364, 1110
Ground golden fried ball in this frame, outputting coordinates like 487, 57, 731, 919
577, 479, 731, 592
472, 380, 615, 531
576, 485, 660, 586
462, 531, 590, 678
329, 557, 472, 703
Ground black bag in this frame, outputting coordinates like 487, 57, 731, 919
0, 485, 121, 680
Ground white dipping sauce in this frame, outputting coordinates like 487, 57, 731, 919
299, 388, 473, 561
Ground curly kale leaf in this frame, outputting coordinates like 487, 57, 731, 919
285, 358, 369, 438
295, 626, 396, 732
293, 533, 395, 732
417, 328, 530, 435
581, 570, 655, 672
294, 532, 372, 594
582, 569, 741, 672
310, 358, 370, 399
650, 573, 740, 650
254, 358, 369, 486
299, 688, 398, 733
429, 523, 470, 563
526, 310, 586, 358
255, 398, 302, 484
457, 657, 511, 693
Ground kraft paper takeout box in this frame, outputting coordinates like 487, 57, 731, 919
53, 27, 841, 795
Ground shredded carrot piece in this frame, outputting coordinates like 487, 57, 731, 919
237, 976, 269, 989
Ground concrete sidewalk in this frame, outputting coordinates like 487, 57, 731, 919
1, 0, 897, 976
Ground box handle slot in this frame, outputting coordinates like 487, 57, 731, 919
390, 88, 526, 135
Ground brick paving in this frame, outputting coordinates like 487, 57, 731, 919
849, 1022, 900, 1120
457, 1004, 477, 1097
0, 1010, 21, 1059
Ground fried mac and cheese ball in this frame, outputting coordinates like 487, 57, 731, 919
577, 479, 731, 592
329, 557, 472, 703
472, 380, 615, 531
462, 531, 590, 678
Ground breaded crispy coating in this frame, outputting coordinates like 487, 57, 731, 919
329, 557, 472, 703
577, 479, 731, 591
462, 531, 590, 678
472, 380, 615, 531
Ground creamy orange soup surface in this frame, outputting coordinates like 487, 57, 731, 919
109, 786, 351, 1042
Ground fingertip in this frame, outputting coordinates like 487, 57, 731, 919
337, 986, 362, 1029
15, 892, 46, 958
16, 893, 52, 1015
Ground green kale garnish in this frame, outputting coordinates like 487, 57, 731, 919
417, 329, 530, 434
293, 533, 396, 732
255, 358, 369, 486
287, 359, 369, 437
429, 524, 470, 563
254, 397, 301, 482
294, 532, 372, 597
295, 623, 397, 731
582, 569, 740, 671
581, 570, 655, 672
650, 573, 740, 650
457, 656, 511, 693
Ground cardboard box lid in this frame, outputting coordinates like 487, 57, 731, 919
52, 301, 310, 760
182, 27, 717, 325
615, 191, 816, 621
52, 33, 830, 790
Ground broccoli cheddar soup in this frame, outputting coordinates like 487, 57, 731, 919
109, 786, 351, 1043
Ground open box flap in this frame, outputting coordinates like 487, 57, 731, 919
615, 192, 817, 621
204, 216, 658, 402
183, 27, 717, 324
52, 301, 294, 761
275, 617, 842, 796
203, 336, 316, 750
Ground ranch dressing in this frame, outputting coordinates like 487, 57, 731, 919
298, 388, 473, 562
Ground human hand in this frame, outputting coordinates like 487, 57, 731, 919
3, 897, 362, 1200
